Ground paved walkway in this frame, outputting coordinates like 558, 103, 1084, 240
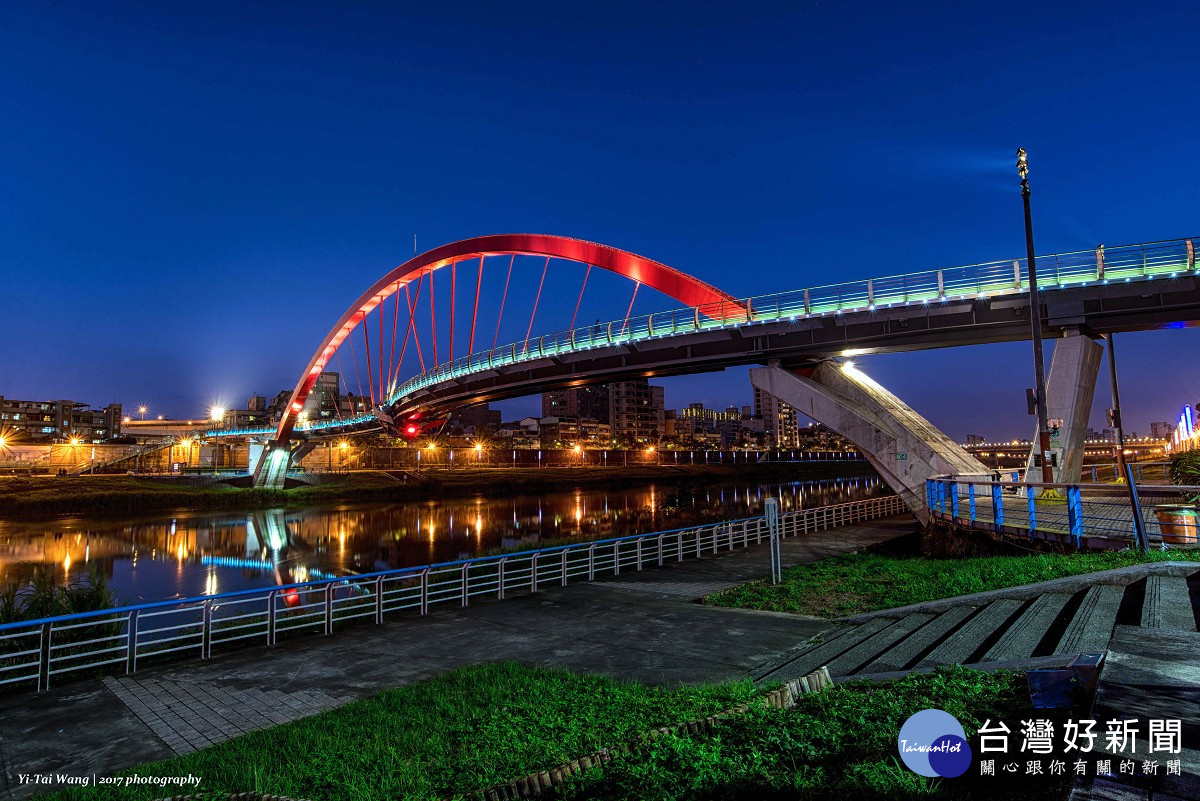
0, 515, 916, 798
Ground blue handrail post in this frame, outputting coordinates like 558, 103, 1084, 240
1027, 489, 1037, 539
991, 482, 1004, 527
968, 483, 977, 523
949, 481, 960, 520
1066, 485, 1084, 548
926, 480, 934, 511
936, 481, 947, 515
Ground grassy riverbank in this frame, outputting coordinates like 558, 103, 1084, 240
705, 545, 1200, 618
39, 662, 1034, 801
0, 461, 874, 518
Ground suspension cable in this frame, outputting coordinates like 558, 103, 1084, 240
522, 257, 550, 355
493, 254, 515, 350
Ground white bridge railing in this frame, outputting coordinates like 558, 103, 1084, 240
0, 494, 905, 693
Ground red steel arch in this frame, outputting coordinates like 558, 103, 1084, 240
274, 234, 739, 443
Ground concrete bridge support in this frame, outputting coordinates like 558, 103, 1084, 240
1022, 330, 1103, 485
251, 441, 316, 489
750, 362, 989, 523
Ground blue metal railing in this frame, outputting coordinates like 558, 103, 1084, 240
926, 475, 1200, 550
0, 494, 905, 693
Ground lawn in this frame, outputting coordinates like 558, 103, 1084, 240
38, 662, 757, 801
39, 663, 1039, 801
557, 666, 1050, 801
704, 548, 1200, 617
38, 663, 1039, 801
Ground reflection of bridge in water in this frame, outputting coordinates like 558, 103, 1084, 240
0, 476, 882, 602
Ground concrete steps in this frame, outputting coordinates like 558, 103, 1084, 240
1054, 585, 1124, 655
1141, 574, 1197, 631
758, 567, 1200, 685
858, 606, 975, 673
981, 592, 1072, 661
916, 598, 1022, 668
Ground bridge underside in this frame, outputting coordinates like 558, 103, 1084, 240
750, 363, 989, 524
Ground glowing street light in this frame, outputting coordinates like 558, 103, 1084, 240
210, 406, 226, 424
138, 405, 148, 420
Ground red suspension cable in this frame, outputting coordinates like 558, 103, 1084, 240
493, 254, 515, 350
405, 276, 426, 374
388, 281, 400, 397
362, 311, 376, 406
570, 264, 591, 331
522, 256, 550, 355
469, 254, 484, 354
449, 261, 456, 363
429, 268, 437, 366
619, 281, 641, 336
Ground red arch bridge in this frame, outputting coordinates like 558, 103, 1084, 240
226, 233, 1200, 520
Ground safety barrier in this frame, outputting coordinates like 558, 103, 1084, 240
927, 474, 1200, 550
0, 495, 905, 693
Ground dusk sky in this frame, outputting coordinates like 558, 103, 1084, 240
3, 1, 1199, 440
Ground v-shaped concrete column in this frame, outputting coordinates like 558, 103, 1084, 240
1022, 330, 1103, 485
750, 362, 989, 523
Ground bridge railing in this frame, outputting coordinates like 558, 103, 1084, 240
0, 494, 905, 693
926, 474, 1200, 550
388, 236, 1196, 406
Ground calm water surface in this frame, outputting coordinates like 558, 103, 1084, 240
0, 474, 884, 605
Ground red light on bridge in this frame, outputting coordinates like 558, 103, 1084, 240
406, 425, 417, 435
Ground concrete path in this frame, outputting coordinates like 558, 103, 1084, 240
0, 515, 915, 799
756, 561, 1200, 685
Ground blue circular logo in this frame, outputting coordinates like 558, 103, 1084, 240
897, 709, 972, 777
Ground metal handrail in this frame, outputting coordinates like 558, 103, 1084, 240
386, 236, 1197, 406
0, 494, 905, 691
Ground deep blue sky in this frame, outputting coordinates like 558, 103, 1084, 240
3, 1, 1199, 439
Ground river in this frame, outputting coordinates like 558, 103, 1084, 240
0, 473, 885, 606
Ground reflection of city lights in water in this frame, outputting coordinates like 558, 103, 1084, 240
0, 476, 884, 604
203, 569, 218, 596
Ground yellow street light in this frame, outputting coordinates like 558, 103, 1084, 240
339, 441, 349, 450
70, 436, 81, 447
572, 444, 582, 454
210, 406, 225, 423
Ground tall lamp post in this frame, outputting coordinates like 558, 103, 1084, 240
1017, 148, 1054, 485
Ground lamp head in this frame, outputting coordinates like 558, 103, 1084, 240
1016, 147, 1028, 179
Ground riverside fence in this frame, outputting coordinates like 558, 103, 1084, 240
927, 474, 1200, 550
0, 494, 905, 693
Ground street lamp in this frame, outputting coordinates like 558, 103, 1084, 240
138, 406, 148, 420
1017, 148, 1054, 485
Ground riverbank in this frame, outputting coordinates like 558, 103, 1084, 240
0, 461, 875, 518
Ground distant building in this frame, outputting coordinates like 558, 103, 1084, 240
0, 396, 122, 443
448, 404, 501, 435
1150, 421, 1174, 439
542, 385, 610, 422
607, 380, 665, 444
753, 386, 799, 448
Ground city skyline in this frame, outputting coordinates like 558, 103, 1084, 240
3, 2, 1200, 441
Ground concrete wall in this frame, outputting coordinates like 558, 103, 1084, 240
1023, 331, 1103, 484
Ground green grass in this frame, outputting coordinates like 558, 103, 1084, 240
39, 662, 757, 801
37, 662, 1041, 801
705, 548, 1200, 617
557, 666, 1051, 801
